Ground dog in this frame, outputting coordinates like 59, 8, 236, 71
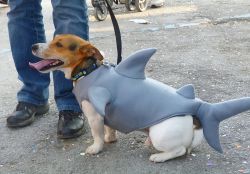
30, 34, 250, 163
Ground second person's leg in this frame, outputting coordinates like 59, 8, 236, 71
7, 0, 50, 127
51, 0, 89, 138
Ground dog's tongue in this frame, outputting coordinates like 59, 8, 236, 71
29, 59, 56, 71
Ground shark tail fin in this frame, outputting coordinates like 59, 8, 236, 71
197, 97, 250, 153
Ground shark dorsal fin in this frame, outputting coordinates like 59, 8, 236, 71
115, 48, 157, 79
176, 84, 195, 99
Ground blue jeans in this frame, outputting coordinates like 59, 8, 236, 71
7, 0, 89, 112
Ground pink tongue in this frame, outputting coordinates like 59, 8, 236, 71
29, 59, 56, 71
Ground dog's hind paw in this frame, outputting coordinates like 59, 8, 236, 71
144, 137, 152, 147
104, 126, 117, 143
149, 147, 186, 163
86, 144, 103, 155
149, 154, 168, 163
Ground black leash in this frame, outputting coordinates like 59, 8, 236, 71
103, 0, 122, 64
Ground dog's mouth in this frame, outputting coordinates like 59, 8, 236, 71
29, 59, 64, 72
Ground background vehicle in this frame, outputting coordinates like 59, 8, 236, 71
92, 0, 150, 21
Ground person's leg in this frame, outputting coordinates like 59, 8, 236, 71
51, 0, 89, 112
8, 0, 50, 105
51, 0, 89, 138
7, 0, 50, 127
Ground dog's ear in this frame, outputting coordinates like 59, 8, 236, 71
91, 47, 104, 61
79, 44, 104, 61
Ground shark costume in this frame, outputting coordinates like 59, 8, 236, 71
73, 48, 250, 153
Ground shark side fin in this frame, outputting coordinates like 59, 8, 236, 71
176, 84, 195, 99
197, 97, 250, 153
115, 48, 157, 79
88, 87, 111, 116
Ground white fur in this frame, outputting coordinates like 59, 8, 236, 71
82, 100, 203, 162
61, 67, 73, 79
82, 100, 104, 154
32, 43, 49, 57
149, 116, 203, 162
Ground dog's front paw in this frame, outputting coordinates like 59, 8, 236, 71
86, 144, 103, 155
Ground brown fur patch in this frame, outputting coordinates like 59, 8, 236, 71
40, 34, 104, 77
193, 117, 202, 129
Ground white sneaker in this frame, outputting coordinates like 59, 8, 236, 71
150, 0, 164, 8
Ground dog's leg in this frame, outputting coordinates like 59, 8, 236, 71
149, 116, 194, 163
104, 126, 117, 143
82, 100, 104, 155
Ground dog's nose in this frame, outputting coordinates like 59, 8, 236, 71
32, 44, 39, 51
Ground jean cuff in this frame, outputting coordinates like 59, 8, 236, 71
57, 105, 82, 113
18, 97, 48, 106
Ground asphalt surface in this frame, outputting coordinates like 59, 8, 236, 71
0, 0, 250, 174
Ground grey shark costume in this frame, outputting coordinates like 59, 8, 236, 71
73, 48, 250, 153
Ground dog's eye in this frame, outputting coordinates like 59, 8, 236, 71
69, 44, 77, 51
56, 42, 63, 47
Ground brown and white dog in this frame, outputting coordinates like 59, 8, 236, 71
30, 34, 203, 163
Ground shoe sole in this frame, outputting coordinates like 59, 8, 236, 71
57, 127, 85, 139
7, 115, 35, 128
7, 103, 49, 128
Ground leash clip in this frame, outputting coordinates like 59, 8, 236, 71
103, 61, 116, 67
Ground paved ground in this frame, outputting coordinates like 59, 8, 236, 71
0, 0, 250, 174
